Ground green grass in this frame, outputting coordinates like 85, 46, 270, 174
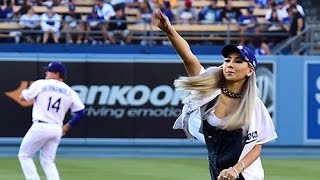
0, 158, 319, 180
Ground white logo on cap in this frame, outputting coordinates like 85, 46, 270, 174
237, 45, 243, 49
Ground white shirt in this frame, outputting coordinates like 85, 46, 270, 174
280, 4, 305, 20
264, 8, 286, 22
40, 12, 61, 32
97, 3, 115, 21
19, 13, 40, 28
22, 79, 85, 126
206, 111, 225, 129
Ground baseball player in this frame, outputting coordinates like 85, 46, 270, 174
18, 61, 85, 180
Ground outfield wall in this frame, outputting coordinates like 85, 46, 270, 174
0, 53, 319, 149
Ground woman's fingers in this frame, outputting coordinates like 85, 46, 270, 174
153, 10, 162, 20
152, 10, 162, 25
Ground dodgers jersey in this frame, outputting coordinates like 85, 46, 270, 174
21, 79, 85, 126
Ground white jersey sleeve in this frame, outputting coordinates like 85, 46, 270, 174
70, 90, 85, 112
255, 98, 278, 144
21, 80, 43, 101
240, 97, 277, 180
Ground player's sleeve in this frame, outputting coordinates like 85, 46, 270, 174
68, 109, 86, 127
67, 90, 86, 127
70, 90, 85, 112
21, 80, 42, 101
256, 99, 278, 144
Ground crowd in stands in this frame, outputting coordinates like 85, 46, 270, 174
0, 0, 306, 55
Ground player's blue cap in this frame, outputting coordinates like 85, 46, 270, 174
221, 44, 257, 69
43, 61, 66, 78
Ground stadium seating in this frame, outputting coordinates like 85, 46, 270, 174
0, 0, 271, 44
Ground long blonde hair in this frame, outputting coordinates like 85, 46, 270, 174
174, 66, 257, 131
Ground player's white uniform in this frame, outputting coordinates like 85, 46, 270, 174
18, 79, 85, 180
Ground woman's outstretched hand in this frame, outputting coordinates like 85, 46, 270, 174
151, 10, 171, 33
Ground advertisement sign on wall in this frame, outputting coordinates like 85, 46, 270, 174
305, 62, 320, 142
0, 60, 275, 138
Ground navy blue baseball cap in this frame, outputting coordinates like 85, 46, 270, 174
221, 44, 257, 69
43, 61, 66, 78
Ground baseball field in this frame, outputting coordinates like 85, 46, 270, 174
0, 158, 319, 180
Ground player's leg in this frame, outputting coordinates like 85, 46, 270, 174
39, 124, 62, 180
18, 123, 47, 180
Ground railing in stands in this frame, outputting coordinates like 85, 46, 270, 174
272, 22, 320, 55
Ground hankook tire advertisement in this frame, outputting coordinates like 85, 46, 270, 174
0, 60, 274, 138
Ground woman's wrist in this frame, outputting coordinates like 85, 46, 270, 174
164, 25, 173, 35
231, 167, 239, 178
231, 160, 245, 177
240, 160, 245, 173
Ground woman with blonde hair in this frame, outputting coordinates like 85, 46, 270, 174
152, 10, 277, 180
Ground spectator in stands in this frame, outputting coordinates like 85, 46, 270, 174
95, 0, 116, 21
266, 3, 290, 45
1, 0, 15, 22
160, 0, 175, 22
136, 0, 154, 45
0, 7, 4, 20
287, 4, 304, 36
110, 0, 126, 12
136, 0, 154, 23
238, 6, 259, 45
267, 10, 283, 31
85, 6, 106, 44
16, 0, 34, 17
264, 2, 288, 46
221, 0, 242, 24
94, 0, 116, 44
40, 4, 61, 43
108, 4, 132, 44
175, 0, 197, 24
19, 6, 41, 43
282, 0, 304, 17
251, 37, 272, 55
198, 0, 222, 24
62, 3, 85, 44
265, 1, 286, 23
